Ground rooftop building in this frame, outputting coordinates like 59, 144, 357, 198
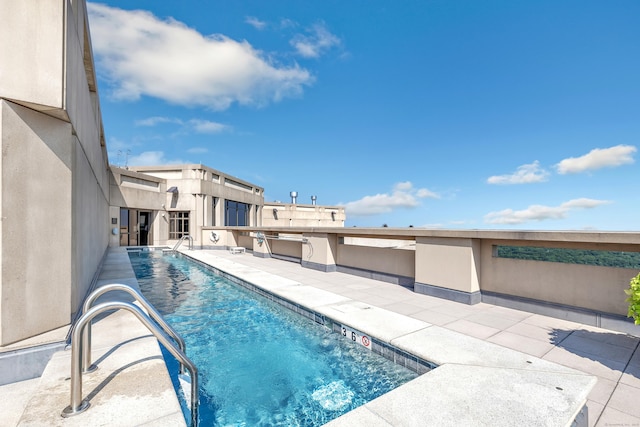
1, 1, 639, 425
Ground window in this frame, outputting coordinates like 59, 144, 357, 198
212, 197, 218, 226
119, 208, 138, 246
225, 200, 249, 226
169, 211, 190, 239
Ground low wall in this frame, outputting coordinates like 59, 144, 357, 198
269, 239, 303, 260
236, 234, 253, 250
203, 227, 640, 335
482, 254, 637, 316
337, 244, 415, 285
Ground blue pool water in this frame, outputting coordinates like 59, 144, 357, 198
129, 251, 418, 426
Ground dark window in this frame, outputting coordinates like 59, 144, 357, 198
225, 201, 249, 226
212, 197, 218, 226
169, 211, 190, 239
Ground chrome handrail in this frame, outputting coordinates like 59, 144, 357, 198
172, 235, 193, 251
255, 232, 308, 243
61, 301, 199, 427
80, 283, 187, 374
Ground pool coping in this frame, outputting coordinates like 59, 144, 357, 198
182, 249, 596, 427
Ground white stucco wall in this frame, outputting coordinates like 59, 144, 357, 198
263, 203, 346, 227
0, 0, 110, 344
0, 2, 65, 109
0, 102, 73, 344
415, 237, 481, 294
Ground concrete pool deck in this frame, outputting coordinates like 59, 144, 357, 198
2, 246, 640, 425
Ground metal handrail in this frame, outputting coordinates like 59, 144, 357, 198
255, 231, 308, 243
61, 301, 199, 427
255, 231, 313, 260
80, 283, 187, 374
172, 235, 193, 251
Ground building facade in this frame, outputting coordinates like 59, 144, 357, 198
0, 1, 110, 344
262, 202, 346, 227
110, 165, 265, 248
109, 166, 346, 249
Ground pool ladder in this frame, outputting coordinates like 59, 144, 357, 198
171, 235, 194, 252
61, 283, 199, 427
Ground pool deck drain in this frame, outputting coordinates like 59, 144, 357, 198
4, 246, 640, 425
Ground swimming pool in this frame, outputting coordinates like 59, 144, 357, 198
129, 251, 419, 426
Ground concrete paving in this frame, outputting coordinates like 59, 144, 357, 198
1, 247, 639, 426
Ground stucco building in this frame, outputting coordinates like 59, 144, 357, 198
263, 202, 346, 228
0, 0, 110, 345
110, 164, 265, 248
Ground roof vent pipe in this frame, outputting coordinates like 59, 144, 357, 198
290, 191, 298, 204
311, 195, 317, 205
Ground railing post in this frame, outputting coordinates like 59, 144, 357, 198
61, 309, 93, 416
171, 235, 194, 252
252, 231, 271, 258
301, 233, 338, 272
62, 301, 199, 426
80, 283, 187, 374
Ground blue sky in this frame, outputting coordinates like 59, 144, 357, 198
88, 1, 639, 230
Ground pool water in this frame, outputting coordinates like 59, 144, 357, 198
129, 251, 418, 426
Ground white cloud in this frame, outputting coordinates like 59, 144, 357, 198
417, 188, 440, 198
290, 22, 341, 58
394, 181, 412, 191
484, 198, 611, 225
343, 182, 439, 216
106, 136, 130, 151
127, 151, 185, 166
561, 198, 610, 209
188, 119, 229, 134
556, 145, 636, 174
135, 116, 183, 126
245, 16, 266, 30
487, 161, 549, 184
134, 116, 230, 134
87, 4, 313, 109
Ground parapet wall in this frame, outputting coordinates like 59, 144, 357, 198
202, 227, 640, 335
